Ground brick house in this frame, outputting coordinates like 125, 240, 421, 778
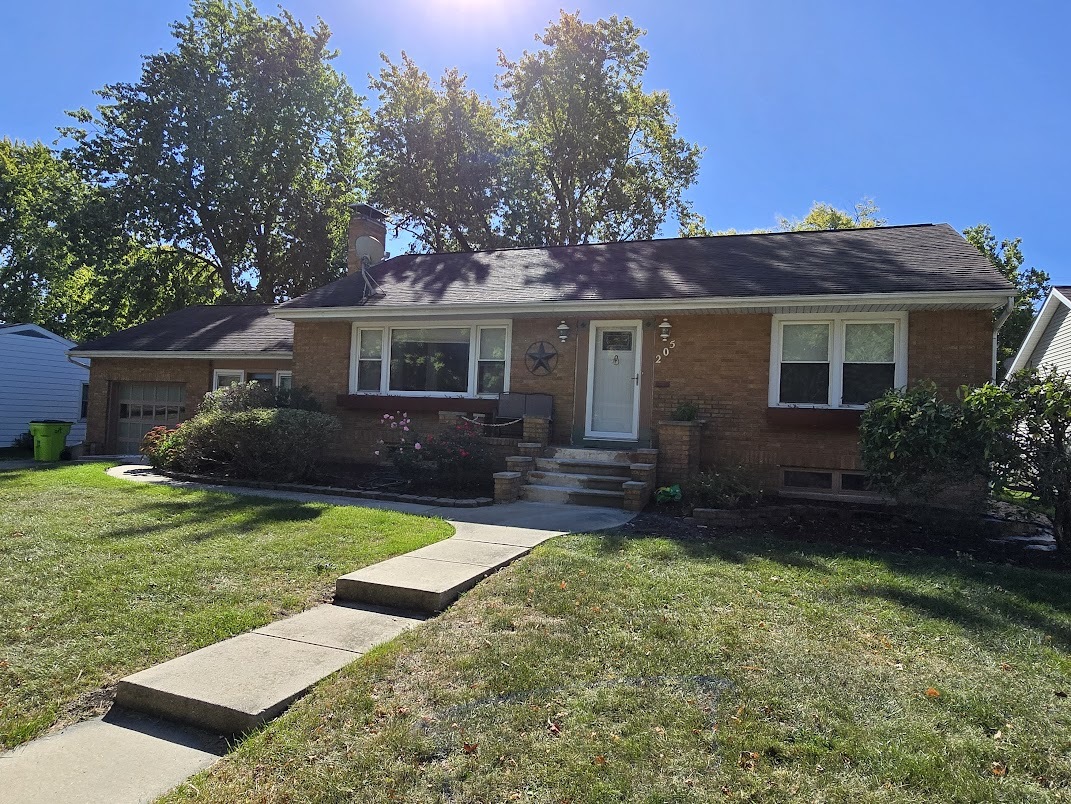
74, 205, 1015, 502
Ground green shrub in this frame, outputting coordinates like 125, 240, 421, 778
682, 467, 758, 509
656, 484, 682, 503
671, 401, 699, 422
10, 431, 33, 451
141, 425, 183, 470
199, 381, 277, 413
275, 384, 322, 412
859, 382, 1007, 509
165, 408, 339, 482
200, 380, 323, 414
420, 419, 492, 494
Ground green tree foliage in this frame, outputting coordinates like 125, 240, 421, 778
862, 372, 1071, 551
498, 12, 702, 246
987, 367, 1071, 550
368, 54, 509, 252
777, 198, 885, 231
0, 139, 219, 340
369, 12, 702, 250
859, 383, 1008, 508
63, 0, 364, 301
963, 224, 1050, 367
679, 199, 881, 238
0, 139, 87, 329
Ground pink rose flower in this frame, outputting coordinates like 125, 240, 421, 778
414, 443, 422, 450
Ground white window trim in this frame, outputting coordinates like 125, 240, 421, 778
275, 370, 293, 387
348, 321, 512, 398
212, 368, 246, 390
768, 312, 908, 409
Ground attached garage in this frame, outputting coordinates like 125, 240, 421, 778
70, 305, 294, 455
116, 382, 187, 454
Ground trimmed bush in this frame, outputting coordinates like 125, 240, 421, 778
682, 466, 759, 509
200, 380, 323, 414
152, 408, 338, 482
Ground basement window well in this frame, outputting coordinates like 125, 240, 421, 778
780, 468, 880, 501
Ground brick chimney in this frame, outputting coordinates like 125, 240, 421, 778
347, 203, 388, 274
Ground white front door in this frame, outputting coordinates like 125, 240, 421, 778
586, 321, 642, 440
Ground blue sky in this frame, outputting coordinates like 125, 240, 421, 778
1, 0, 1067, 283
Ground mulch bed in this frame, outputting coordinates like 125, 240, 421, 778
619, 501, 1068, 572
317, 462, 494, 500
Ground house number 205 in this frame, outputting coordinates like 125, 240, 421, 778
654, 339, 677, 363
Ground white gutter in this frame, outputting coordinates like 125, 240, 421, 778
67, 354, 91, 370
271, 289, 1014, 321
992, 295, 1017, 380
67, 350, 293, 360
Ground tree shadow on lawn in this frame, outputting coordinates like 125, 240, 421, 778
590, 524, 1071, 654
91, 492, 325, 544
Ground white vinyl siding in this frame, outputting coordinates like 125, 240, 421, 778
0, 328, 88, 447
1028, 305, 1071, 371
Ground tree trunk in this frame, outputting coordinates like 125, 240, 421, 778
1052, 494, 1071, 556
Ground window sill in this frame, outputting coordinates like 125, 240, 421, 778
766, 407, 863, 431
336, 394, 498, 414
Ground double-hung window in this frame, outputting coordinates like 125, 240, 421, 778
771, 314, 905, 408
351, 323, 510, 397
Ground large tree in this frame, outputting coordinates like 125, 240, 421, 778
63, 0, 364, 301
498, 13, 702, 246
0, 139, 220, 341
369, 12, 702, 251
0, 139, 85, 330
368, 54, 508, 252
963, 224, 1049, 367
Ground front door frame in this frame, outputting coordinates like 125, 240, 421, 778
585, 319, 643, 441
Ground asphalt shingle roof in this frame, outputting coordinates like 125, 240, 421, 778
73, 305, 293, 354
279, 223, 1014, 311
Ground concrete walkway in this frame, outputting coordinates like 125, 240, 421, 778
0, 465, 632, 804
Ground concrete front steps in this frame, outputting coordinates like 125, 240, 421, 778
508, 446, 656, 510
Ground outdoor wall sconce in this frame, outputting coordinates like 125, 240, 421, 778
659, 318, 672, 341
557, 320, 570, 342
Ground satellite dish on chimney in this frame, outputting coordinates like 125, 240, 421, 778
353, 235, 385, 266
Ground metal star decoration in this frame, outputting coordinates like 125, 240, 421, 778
525, 341, 558, 375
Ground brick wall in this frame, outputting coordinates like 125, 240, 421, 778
292, 321, 521, 466
508, 318, 578, 444
908, 309, 993, 394
85, 356, 289, 451
284, 309, 994, 480
650, 310, 994, 488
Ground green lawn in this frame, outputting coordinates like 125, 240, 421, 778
164, 530, 1070, 803
0, 463, 451, 748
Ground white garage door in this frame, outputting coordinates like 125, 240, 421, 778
117, 382, 187, 454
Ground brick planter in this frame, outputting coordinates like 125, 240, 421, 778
494, 471, 522, 503
655, 420, 705, 486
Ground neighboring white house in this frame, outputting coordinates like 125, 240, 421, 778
0, 324, 89, 447
1009, 286, 1071, 375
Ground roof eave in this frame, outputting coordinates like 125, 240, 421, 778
68, 349, 294, 360
1007, 287, 1071, 374
271, 289, 1015, 321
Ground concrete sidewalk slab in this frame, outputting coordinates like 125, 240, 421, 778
406, 537, 529, 567
254, 603, 424, 653
106, 466, 636, 537
115, 633, 356, 734
0, 709, 221, 804
450, 521, 563, 548
336, 554, 500, 612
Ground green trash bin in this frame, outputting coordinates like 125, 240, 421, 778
29, 420, 73, 462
